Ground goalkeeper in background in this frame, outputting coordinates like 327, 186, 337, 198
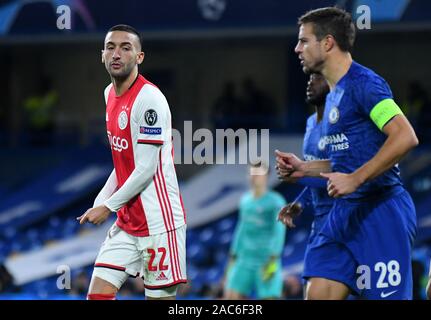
224, 162, 286, 299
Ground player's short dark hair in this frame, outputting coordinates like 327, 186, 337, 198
298, 7, 356, 52
107, 24, 142, 50
249, 161, 270, 175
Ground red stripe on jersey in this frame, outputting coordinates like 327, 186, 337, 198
156, 167, 173, 231
155, 169, 179, 281
156, 155, 180, 280
159, 153, 175, 228
153, 175, 170, 233
158, 152, 182, 279
171, 228, 182, 279
138, 139, 164, 145
166, 231, 177, 282
180, 194, 186, 224
168, 229, 181, 281
94, 263, 126, 272
170, 147, 187, 224
154, 168, 179, 281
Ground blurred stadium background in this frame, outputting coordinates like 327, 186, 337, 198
0, 0, 430, 299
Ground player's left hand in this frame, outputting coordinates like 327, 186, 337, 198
77, 205, 111, 225
320, 172, 362, 198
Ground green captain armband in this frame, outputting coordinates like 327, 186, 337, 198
369, 98, 403, 131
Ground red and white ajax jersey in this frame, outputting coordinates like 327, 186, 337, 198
104, 75, 186, 236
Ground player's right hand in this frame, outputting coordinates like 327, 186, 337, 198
278, 202, 303, 228
77, 205, 111, 225
275, 150, 305, 179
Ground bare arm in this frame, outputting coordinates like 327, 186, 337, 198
300, 160, 332, 177
275, 150, 331, 178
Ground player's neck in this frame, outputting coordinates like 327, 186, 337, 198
323, 52, 353, 90
315, 105, 324, 122
111, 69, 139, 96
253, 187, 267, 198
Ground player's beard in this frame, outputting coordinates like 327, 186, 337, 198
302, 56, 324, 75
107, 61, 135, 82
306, 94, 325, 106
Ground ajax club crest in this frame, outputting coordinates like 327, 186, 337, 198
118, 111, 128, 130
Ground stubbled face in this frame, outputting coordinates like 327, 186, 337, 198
102, 31, 144, 80
295, 23, 325, 74
306, 73, 329, 106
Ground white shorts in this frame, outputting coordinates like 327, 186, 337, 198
92, 223, 187, 297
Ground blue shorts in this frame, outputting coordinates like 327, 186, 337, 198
308, 213, 330, 245
226, 258, 283, 299
303, 187, 417, 299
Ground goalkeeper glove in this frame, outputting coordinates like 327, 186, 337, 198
262, 259, 278, 281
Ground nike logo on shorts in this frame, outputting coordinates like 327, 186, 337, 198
380, 290, 397, 298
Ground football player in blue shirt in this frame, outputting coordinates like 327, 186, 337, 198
278, 73, 333, 296
276, 7, 418, 299
279, 73, 332, 227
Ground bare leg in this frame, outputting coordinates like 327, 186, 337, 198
88, 276, 118, 295
305, 277, 350, 300
224, 290, 247, 300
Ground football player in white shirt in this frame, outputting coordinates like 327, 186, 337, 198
78, 24, 186, 300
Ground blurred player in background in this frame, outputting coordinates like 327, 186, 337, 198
276, 7, 418, 299
277, 73, 333, 296
77, 24, 187, 300
224, 162, 286, 300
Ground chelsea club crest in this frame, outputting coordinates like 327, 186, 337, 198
329, 106, 340, 124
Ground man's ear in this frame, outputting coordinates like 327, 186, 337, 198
101, 50, 105, 63
323, 35, 335, 52
137, 51, 145, 65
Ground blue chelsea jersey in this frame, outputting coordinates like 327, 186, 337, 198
303, 114, 334, 215
322, 61, 403, 198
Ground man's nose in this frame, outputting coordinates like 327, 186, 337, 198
112, 48, 121, 59
294, 43, 302, 54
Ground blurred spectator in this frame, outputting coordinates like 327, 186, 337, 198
69, 270, 89, 296
118, 278, 137, 297
412, 259, 425, 300
177, 281, 193, 298
23, 74, 58, 146
131, 277, 146, 295
240, 77, 277, 129
282, 274, 303, 300
402, 82, 431, 145
212, 82, 242, 130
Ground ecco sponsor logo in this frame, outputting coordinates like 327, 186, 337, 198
107, 131, 128, 152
